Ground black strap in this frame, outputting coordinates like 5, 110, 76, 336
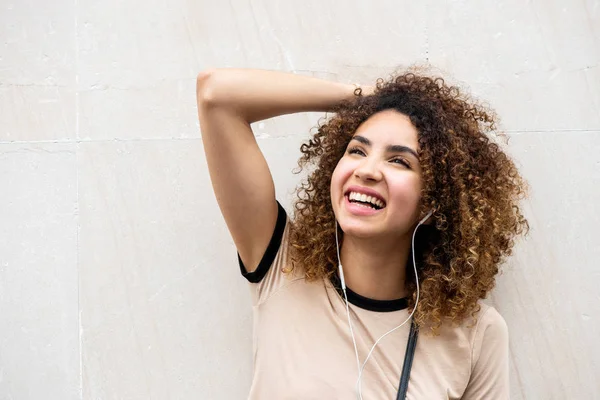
397, 319, 419, 399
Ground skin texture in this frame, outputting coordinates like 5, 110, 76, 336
289, 67, 530, 334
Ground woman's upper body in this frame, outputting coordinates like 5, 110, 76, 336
240, 203, 509, 399
196, 67, 527, 399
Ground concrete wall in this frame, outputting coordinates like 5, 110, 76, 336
1, 0, 598, 399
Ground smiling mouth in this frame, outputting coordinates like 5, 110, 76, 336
346, 191, 386, 210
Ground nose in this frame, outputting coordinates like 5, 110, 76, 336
354, 157, 382, 182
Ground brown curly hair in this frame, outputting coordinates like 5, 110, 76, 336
288, 66, 529, 335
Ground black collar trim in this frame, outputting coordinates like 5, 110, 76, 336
330, 273, 409, 313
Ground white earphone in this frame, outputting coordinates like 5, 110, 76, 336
335, 210, 433, 399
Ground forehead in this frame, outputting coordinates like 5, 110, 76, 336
354, 109, 419, 147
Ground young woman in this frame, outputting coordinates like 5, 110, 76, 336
196, 68, 528, 399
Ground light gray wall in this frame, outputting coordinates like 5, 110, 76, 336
1, 1, 599, 399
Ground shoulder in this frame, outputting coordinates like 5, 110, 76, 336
474, 303, 508, 340
469, 302, 509, 368
438, 302, 507, 337
436, 303, 508, 363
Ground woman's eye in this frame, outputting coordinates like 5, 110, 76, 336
391, 158, 410, 168
348, 147, 365, 156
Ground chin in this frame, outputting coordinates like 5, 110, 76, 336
337, 218, 386, 239
337, 210, 415, 242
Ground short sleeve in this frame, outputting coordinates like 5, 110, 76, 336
462, 306, 510, 400
238, 201, 287, 283
237, 201, 294, 305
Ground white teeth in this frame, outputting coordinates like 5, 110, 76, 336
347, 191, 384, 208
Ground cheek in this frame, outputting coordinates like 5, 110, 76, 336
330, 159, 353, 195
329, 159, 355, 220
387, 175, 423, 211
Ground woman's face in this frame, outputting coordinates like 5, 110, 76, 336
330, 109, 424, 239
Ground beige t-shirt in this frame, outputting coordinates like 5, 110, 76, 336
240, 203, 509, 399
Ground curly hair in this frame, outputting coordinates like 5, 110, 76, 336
288, 66, 529, 335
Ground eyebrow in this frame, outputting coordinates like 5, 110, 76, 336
351, 135, 420, 160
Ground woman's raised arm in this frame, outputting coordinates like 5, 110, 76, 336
196, 69, 356, 272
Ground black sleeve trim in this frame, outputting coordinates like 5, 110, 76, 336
238, 201, 287, 283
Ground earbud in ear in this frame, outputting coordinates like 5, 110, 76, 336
419, 210, 434, 225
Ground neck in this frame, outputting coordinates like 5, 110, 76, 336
339, 232, 412, 301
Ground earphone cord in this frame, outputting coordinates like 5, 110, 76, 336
335, 218, 426, 400
335, 224, 361, 377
